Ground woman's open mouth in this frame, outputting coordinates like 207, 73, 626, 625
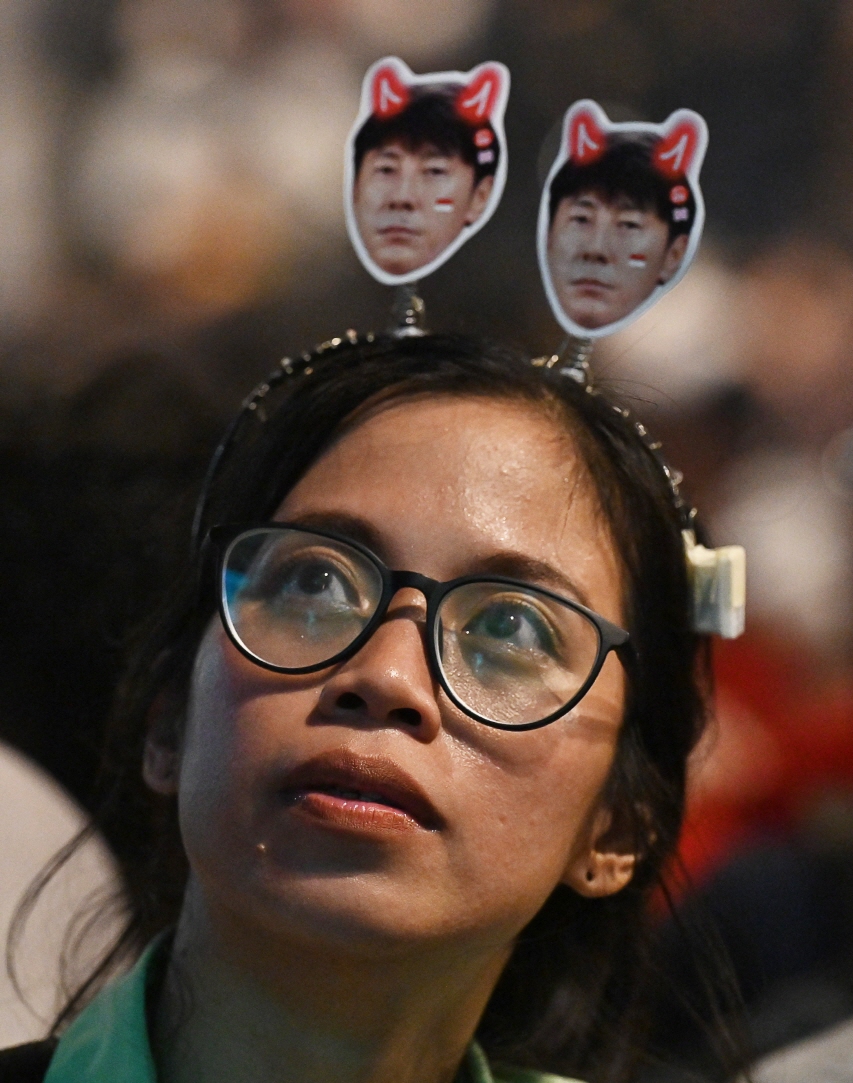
278, 751, 443, 833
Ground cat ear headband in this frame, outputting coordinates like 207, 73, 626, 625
194, 62, 744, 639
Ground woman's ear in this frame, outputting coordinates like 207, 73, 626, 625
561, 804, 643, 899
142, 689, 183, 796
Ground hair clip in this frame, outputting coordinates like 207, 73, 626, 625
683, 529, 746, 639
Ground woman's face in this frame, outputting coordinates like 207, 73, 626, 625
161, 396, 629, 959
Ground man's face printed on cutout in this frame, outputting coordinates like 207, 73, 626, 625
547, 191, 689, 331
537, 101, 707, 337
346, 59, 509, 284
353, 142, 494, 277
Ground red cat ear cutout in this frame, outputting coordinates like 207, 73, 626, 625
455, 64, 505, 124
652, 112, 705, 178
371, 63, 410, 119
567, 104, 607, 165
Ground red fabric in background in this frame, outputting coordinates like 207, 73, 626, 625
679, 630, 853, 885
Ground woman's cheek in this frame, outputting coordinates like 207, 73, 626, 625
445, 727, 616, 921
177, 627, 274, 863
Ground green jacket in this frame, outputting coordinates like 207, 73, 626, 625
43, 940, 585, 1083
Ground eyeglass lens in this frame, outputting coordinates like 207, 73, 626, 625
222, 529, 602, 727
224, 529, 384, 670
435, 582, 599, 726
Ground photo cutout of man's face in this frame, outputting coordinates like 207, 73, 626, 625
346, 58, 509, 286
538, 100, 707, 339
547, 191, 689, 331
353, 143, 494, 278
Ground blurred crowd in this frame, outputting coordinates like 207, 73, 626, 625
4, 0, 853, 1079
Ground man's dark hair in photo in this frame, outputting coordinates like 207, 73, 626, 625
354, 84, 500, 185
548, 132, 696, 241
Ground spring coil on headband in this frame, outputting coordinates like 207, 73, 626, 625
191, 325, 744, 638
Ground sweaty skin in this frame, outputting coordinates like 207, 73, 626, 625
145, 397, 635, 1083
547, 191, 689, 330
353, 143, 494, 276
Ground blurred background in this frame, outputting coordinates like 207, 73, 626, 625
4, 0, 853, 1078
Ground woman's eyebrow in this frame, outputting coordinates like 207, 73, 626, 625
474, 552, 592, 608
283, 511, 388, 557
273, 516, 591, 605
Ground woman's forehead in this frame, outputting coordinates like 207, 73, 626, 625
286, 393, 584, 509
277, 394, 624, 623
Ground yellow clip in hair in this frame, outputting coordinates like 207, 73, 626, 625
683, 531, 746, 639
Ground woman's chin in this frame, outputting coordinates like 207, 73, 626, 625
237, 881, 456, 957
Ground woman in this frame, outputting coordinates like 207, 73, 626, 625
2, 332, 709, 1083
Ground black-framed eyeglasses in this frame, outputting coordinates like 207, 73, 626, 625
207, 524, 630, 732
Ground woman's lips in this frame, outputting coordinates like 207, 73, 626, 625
287, 792, 420, 832
278, 751, 443, 833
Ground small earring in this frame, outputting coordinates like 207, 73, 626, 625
585, 868, 595, 883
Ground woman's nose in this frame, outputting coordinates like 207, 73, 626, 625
313, 590, 442, 741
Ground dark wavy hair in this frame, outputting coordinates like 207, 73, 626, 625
354, 85, 499, 185
16, 333, 721, 1082
548, 132, 697, 242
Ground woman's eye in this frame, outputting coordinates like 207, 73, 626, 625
241, 552, 362, 615
462, 600, 556, 655
275, 559, 357, 606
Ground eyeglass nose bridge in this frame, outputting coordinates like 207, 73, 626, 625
387, 569, 441, 599
350, 569, 441, 681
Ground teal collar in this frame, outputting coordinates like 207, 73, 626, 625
44, 939, 581, 1083
44, 938, 161, 1083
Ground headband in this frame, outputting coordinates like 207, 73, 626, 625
193, 61, 744, 640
